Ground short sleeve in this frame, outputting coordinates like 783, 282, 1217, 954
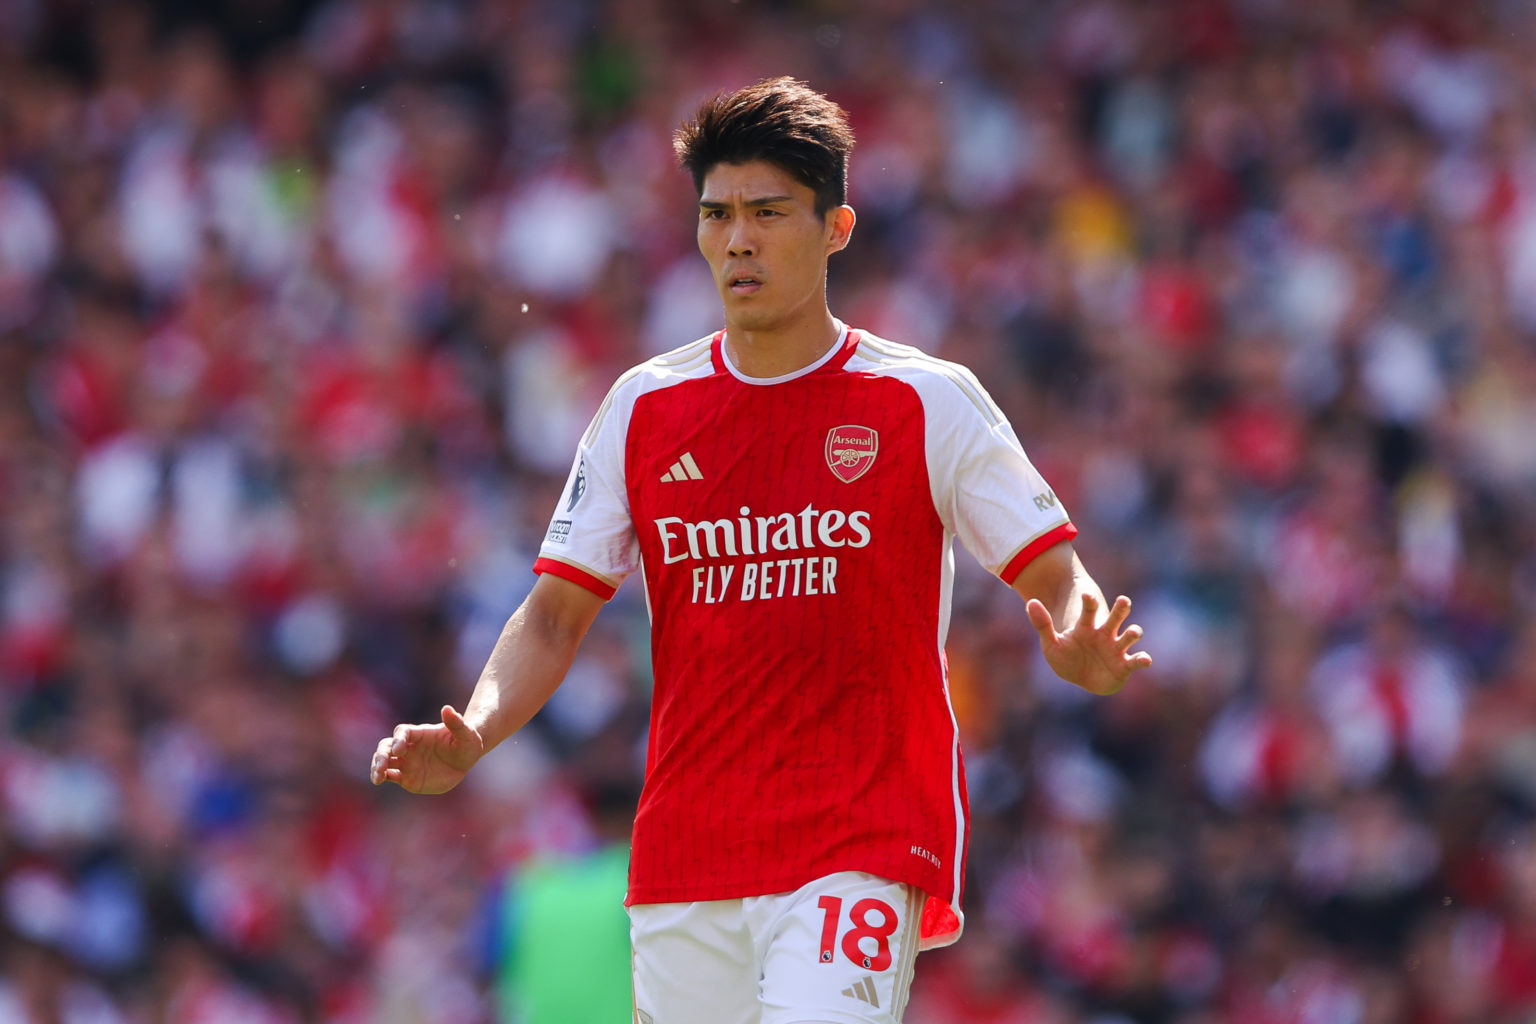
920, 369, 1076, 584
534, 387, 641, 600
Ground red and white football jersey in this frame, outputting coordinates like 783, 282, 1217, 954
534, 325, 1075, 949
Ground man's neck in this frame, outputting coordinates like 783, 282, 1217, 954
723, 311, 843, 379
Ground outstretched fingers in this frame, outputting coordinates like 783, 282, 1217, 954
1099, 593, 1133, 630
1104, 596, 1151, 667
1026, 598, 1058, 641
1115, 622, 1144, 652
1077, 590, 1101, 628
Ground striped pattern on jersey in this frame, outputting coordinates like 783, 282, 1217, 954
535, 326, 1074, 950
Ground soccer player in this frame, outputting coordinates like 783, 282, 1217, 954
371, 76, 1152, 1023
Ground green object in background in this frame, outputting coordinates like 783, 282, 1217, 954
496, 843, 633, 1024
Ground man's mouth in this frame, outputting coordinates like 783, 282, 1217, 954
728, 275, 762, 294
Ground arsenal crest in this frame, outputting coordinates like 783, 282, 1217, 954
825, 425, 879, 483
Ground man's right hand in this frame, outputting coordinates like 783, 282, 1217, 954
370, 704, 486, 794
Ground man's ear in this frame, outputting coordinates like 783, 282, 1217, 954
826, 204, 856, 254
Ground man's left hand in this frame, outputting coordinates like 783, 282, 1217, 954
1026, 592, 1151, 695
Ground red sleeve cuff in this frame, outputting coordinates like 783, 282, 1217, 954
533, 557, 619, 600
999, 522, 1078, 585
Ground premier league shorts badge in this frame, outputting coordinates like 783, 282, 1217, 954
825, 425, 878, 483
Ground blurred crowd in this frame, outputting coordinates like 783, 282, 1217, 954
3, 0, 1536, 1021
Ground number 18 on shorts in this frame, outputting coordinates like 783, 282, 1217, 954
629, 871, 924, 1024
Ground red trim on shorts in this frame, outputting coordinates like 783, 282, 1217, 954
999, 522, 1078, 586
919, 896, 963, 949
533, 557, 618, 600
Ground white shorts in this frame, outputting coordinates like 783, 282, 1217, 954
629, 871, 923, 1024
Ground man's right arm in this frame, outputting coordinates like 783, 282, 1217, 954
369, 573, 607, 794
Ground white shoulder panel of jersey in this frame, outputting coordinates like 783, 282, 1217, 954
845, 331, 1009, 427
846, 332, 1070, 575
579, 333, 719, 449
541, 335, 718, 588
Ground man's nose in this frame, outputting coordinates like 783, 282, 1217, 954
727, 221, 756, 258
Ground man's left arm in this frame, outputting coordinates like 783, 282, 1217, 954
1009, 540, 1151, 695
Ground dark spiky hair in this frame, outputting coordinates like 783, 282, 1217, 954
674, 76, 854, 216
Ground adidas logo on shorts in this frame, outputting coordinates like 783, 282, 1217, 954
841, 975, 879, 1008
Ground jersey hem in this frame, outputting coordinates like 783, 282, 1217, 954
533, 556, 619, 600
625, 857, 951, 907
626, 862, 965, 948
999, 521, 1078, 585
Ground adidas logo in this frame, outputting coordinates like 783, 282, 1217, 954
660, 452, 704, 482
841, 975, 879, 1008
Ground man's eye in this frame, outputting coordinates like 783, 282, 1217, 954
703, 209, 726, 220
757, 208, 782, 217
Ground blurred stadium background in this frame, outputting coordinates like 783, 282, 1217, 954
3, 0, 1536, 1021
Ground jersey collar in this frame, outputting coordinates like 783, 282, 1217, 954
712, 323, 860, 383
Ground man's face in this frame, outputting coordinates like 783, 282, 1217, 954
697, 159, 852, 335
